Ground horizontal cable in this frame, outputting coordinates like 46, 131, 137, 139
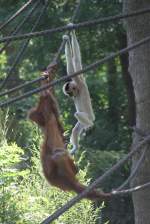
112, 181, 150, 195
40, 135, 150, 224
0, 33, 150, 107
0, 0, 40, 54
0, 76, 45, 97
0, 0, 34, 32
0, 0, 48, 90
0, 7, 150, 43
0, 0, 81, 97
51, 0, 81, 64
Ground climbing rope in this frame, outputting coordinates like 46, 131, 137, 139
117, 148, 146, 191
0, 7, 150, 43
0, 33, 150, 107
0, 0, 81, 97
0, 0, 40, 54
0, 0, 34, 32
0, 0, 49, 90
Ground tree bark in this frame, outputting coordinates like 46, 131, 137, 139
107, 59, 119, 134
118, 32, 136, 126
123, 1, 150, 223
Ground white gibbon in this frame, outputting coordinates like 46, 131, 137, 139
63, 26, 95, 155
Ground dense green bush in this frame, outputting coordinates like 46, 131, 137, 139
0, 114, 102, 224
78, 149, 128, 189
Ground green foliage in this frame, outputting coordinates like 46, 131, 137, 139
0, 142, 29, 224
0, 123, 30, 223
0, 144, 101, 223
0, 51, 7, 79
14, 119, 41, 149
0, 1, 134, 223
0, 114, 102, 224
16, 161, 101, 224
77, 149, 129, 190
0, 110, 9, 144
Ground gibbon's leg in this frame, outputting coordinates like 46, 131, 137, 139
75, 111, 94, 128
63, 35, 74, 76
70, 112, 94, 155
70, 122, 84, 155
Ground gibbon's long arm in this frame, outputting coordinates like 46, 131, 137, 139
63, 35, 74, 76
63, 34, 81, 85
71, 30, 84, 84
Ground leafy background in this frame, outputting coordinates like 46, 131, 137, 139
0, 1, 134, 223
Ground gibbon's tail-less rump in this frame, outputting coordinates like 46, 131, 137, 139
28, 65, 109, 201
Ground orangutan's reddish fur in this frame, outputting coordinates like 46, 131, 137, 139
28, 71, 108, 200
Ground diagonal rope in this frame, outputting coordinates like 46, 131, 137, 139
0, 0, 34, 32
0, 0, 40, 54
117, 148, 146, 191
0, 0, 81, 97
1, 7, 150, 43
0, 0, 49, 91
116, 127, 148, 191
0, 33, 150, 107
40, 135, 150, 224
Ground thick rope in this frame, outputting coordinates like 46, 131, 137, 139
40, 135, 150, 224
117, 127, 148, 190
0, 76, 46, 98
0, 0, 34, 32
0, 0, 40, 54
112, 181, 150, 196
0, 33, 150, 107
117, 148, 146, 191
1, 7, 150, 43
0, 0, 49, 90
52, 0, 81, 65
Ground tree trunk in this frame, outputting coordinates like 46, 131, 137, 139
123, 1, 150, 223
118, 32, 136, 126
107, 59, 119, 134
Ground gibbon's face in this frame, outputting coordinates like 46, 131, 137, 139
63, 81, 79, 97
